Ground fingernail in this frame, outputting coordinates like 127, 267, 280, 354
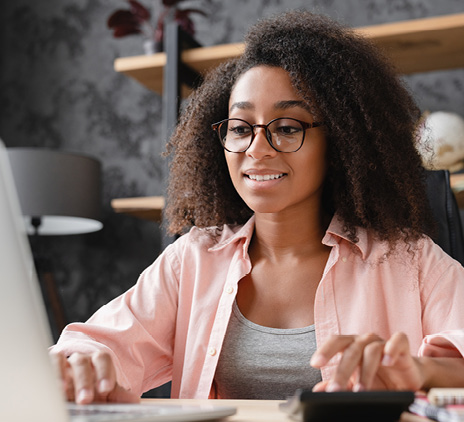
326, 382, 342, 392
310, 354, 326, 367
77, 388, 93, 404
353, 383, 365, 392
98, 379, 112, 393
382, 354, 393, 366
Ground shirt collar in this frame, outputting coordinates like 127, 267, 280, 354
208, 215, 255, 258
209, 213, 369, 260
323, 214, 368, 259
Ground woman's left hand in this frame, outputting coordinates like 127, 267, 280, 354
310, 332, 425, 392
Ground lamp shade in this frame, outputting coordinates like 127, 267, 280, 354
7, 148, 103, 235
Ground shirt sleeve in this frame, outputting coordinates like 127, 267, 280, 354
418, 238, 464, 358
51, 242, 181, 395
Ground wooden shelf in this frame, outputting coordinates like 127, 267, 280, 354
113, 13, 464, 221
115, 43, 244, 96
111, 196, 165, 222
115, 13, 464, 96
356, 12, 464, 74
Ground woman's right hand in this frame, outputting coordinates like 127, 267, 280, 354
50, 351, 139, 404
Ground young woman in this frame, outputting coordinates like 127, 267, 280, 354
51, 11, 464, 402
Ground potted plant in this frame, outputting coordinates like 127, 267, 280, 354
107, 0, 210, 54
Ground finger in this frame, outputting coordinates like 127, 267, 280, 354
91, 351, 117, 398
382, 332, 410, 367
328, 333, 382, 391
310, 335, 357, 368
50, 352, 74, 400
312, 380, 330, 392
49, 351, 67, 387
68, 353, 96, 404
64, 366, 76, 402
356, 340, 385, 391
107, 385, 140, 403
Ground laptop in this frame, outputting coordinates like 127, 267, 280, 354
0, 140, 236, 422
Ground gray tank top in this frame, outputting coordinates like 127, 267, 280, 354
214, 300, 322, 399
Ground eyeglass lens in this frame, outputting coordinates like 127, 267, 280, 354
219, 118, 305, 152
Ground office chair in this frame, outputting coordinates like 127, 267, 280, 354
425, 170, 464, 266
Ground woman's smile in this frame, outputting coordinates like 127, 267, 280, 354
245, 173, 285, 182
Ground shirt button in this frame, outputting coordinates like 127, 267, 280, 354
208, 347, 217, 356
341, 257, 347, 263
226, 286, 234, 294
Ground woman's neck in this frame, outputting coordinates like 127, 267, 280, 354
252, 207, 330, 262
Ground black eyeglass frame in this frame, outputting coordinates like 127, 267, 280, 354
211, 117, 325, 153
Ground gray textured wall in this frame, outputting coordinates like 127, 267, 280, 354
1, 0, 463, 337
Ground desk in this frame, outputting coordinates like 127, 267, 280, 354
143, 398, 432, 422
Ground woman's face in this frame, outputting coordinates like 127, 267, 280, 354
224, 66, 327, 217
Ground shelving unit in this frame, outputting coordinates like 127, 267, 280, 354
115, 13, 464, 95
112, 12, 464, 221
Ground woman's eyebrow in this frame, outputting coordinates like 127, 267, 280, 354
275, 100, 311, 111
229, 100, 311, 113
229, 101, 254, 113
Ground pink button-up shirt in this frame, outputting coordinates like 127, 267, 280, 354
53, 215, 464, 398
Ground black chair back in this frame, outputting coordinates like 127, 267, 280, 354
425, 170, 464, 266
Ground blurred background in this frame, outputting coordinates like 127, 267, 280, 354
0, 0, 463, 337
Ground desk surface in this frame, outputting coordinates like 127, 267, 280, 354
144, 398, 431, 422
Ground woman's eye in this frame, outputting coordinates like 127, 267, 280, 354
229, 125, 251, 136
276, 125, 301, 135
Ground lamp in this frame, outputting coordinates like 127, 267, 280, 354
6, 147, 103, 338
6, 148, 103, 235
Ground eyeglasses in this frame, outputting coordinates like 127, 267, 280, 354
211, 117, 325, 153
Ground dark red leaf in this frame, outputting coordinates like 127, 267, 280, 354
107, 10, 139, 28
113, 25, 143, 37
128, 0, 151, 21
175, 14, 195, 35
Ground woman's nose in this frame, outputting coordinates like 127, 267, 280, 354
246, 127, 277, 159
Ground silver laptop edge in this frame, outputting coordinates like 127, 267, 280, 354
0, 141, 236, 422
0, 140, 69, 422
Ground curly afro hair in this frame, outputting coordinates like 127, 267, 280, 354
165, 10, 435, 245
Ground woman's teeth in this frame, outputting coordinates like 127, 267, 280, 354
247, 174, 284, 181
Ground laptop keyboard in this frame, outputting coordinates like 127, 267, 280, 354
68, 403, 170, 421
66, 402, 236, 422
69, 404, 163, 415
